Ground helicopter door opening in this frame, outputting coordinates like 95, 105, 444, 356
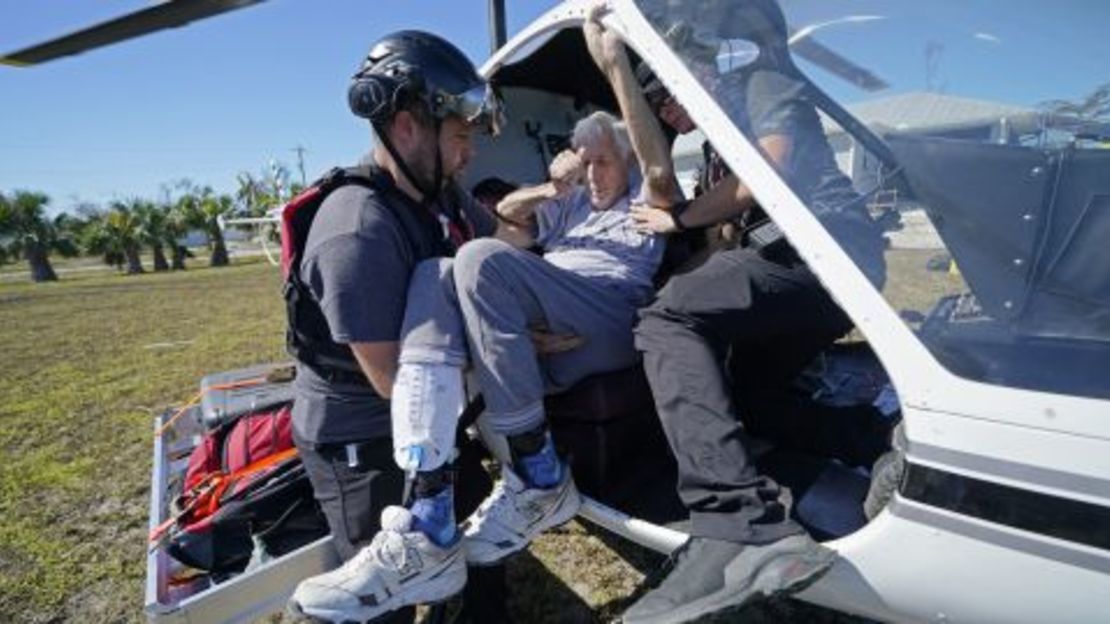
466, 15, 901, 545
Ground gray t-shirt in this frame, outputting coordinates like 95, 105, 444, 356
717, 68, 885, 284
535, 186, 664, 303
293, 170, 494, 444
720, 69, 859, 213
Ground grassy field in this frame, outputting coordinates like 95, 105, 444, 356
0, 248, 962, 623
0, 258, 288, 622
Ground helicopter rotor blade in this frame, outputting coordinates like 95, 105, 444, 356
789, 31, 889, 92
1, 0, 267, 67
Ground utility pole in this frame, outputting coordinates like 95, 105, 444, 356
291, 145, 308, 186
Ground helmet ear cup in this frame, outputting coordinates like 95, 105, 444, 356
348, 74, 399, 122
348, 69, 431, 125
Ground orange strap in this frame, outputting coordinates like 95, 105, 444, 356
154, 376, 269, 438
149, 446, 299, 545
203, 446, 300, 517
148, 477, 219, 543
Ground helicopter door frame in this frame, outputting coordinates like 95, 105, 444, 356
475, 2, 1110, 620
602, 1, 1110, 621
604, 0, 1110, 495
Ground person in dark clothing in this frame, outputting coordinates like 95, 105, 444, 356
286, 30, 499, 623
585, 2, 890, 622
471, 176, 519, 212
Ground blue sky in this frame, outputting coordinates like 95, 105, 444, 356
0, 0, 558, 211
785, 0, 1110, 109
2, 1, 1107, 213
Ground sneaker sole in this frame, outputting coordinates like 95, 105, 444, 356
466, 483, 582, 567
287, 556, 467, 623
622, 544, 836, 624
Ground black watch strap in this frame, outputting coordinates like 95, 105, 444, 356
671, 200, 691, 232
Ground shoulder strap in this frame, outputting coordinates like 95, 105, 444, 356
334, 165, 449, 260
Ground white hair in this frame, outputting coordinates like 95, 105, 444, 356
571, 111, 632, 163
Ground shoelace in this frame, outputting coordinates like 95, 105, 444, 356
477, 476, 523, 526
337, 541, 379, 576
365, 529, 414, 575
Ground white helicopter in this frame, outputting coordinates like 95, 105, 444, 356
9, 1, 1108, 622
448, 4, 1110, 624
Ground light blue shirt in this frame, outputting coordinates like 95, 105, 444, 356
535, 186, 664, 302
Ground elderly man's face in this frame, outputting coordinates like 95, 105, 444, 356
581, 132, 629, 210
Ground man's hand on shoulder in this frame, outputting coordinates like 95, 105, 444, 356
631, 202, 680, 235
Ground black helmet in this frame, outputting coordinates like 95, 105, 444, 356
642, 0, 793, 76
348, 30, 500, 131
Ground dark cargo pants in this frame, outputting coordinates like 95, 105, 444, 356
635, 242, 880, 545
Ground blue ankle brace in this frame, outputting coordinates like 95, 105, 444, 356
516, 433, 563, 489
410, 486, 457, 547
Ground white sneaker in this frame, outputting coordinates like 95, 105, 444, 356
462, 465, 581, 566
288, 506, 466, 623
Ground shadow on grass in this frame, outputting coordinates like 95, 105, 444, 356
506, 550, 596, 623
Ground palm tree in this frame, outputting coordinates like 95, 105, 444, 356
80, 212, 120, 271
164, 202, 191, 271
268, 160, 293, 204
0, 190, 79, 282
84, 202, 146, 275
236, 172, 269, 217
179, 186, 235, 267
135, 200, 171, 271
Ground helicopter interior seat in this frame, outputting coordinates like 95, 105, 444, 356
885, 135, 1110, 400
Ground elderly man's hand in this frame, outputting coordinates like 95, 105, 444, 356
584, 1, 623, 72
549, 149, 584, 196
530, 328, 585, 354
631, 203, 679, 234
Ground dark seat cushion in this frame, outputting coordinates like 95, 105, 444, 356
544, 366, 679, 513
544, 365, 655, 425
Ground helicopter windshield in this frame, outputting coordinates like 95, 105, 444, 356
635, 0, 1110, 400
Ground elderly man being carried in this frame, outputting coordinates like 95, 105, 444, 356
290, 109, 675, 622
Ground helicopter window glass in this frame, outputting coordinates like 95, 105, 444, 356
635, 0, 1110, 400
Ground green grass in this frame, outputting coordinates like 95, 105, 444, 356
0, 258, 286, 622
0, 247, 958, 623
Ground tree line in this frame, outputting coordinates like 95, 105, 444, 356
0, 170, 300, 283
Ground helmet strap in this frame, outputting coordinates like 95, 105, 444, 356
372, 116, 440, 205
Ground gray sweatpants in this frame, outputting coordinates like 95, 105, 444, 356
399, 238, 644, 436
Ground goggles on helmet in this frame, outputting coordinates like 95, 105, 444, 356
433, 84, 505, 135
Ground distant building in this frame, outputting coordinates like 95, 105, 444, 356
673, 91, 1050, 190
668, 91, 1108, 249
825, 92, 1052, 191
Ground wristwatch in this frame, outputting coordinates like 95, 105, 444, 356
671, 200, 691, 232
